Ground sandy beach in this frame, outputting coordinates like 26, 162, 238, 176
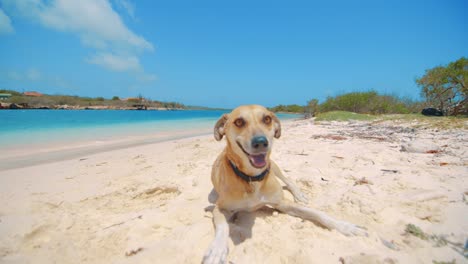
0, 118, 467, 264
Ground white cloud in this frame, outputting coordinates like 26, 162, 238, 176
38, 0, 152, 51
86, 52, 157, 83
2, 0, 153, 51
113, 0, 135, 19
86, 52, 140, 72
1, 0, 156, 81
0, 8, 14, 34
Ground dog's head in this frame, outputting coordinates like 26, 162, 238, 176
214, 105, 281, 171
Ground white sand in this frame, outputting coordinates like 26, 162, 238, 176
0, 119, 467, 263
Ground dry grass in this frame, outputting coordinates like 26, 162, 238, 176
377, 114, 467, 130
315, 111, 467, 130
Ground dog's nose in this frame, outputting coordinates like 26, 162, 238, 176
251, 136, 268, 151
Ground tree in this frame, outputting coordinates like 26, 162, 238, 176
306, 99, 319, 117
112, 96, 120, 101
416, 57, 467, 115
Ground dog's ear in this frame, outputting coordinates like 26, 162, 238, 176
271, 112, 281, 138
214, 114, 229, 141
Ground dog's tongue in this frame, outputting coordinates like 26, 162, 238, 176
249, 154, 266, 168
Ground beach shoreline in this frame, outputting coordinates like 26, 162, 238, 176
0, 114, 298, 172
0, 118, 467, 263
0, 130, 211, 172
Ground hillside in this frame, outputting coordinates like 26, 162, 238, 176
0, 90, 185, 110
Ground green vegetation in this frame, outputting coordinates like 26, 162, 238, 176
306, 99, 319, 117
404, 223, 450, 247
0, 89, 22, 96
0, 89, 186, 109
269, 57, 467, 118
319, 91, 414, 114
416, 57, 467, 116
405, 223, 429, 240
270, 91, 422, 116
268, 104, 305, 113
315, 111, 375, 121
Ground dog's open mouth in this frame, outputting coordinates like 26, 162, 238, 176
237, 141, 267, 168
249, 153, 267, 168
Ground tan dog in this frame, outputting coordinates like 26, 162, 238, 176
203, 105, 367, 264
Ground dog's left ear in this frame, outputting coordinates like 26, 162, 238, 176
214, 114, 229, 141
271, 112, 281, 138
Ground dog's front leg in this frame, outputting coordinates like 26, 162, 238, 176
272, 162, 309, 204
273, 200, 368, 237
203, 206, 233, 264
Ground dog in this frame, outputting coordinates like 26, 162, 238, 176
203, 105, 367, 264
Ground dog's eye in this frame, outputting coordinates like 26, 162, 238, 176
263, 115, 272, 124
234, 118, 245, 128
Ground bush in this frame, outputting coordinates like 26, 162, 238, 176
0, 89, 22, 96
269, 104, 305, 113
319, 91, 414, 114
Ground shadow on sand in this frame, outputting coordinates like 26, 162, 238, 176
206, 188, 277, 245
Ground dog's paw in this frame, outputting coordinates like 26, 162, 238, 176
334, 221, 368, 237
202, 243, 228, 264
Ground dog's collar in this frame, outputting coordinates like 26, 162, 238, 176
228, 160, 270, 183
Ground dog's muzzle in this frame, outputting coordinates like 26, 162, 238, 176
236, 136, 269, 168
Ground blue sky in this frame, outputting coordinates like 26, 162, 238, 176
0, 0, 466, 109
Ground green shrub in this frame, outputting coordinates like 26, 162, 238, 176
319, 91, 415, 114
0, 89, 22, 96
269, 104, 305, 113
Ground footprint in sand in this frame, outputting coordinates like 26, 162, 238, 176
22, 224, 53, 249
132, 186, 181, 201
77, 185, 181, 214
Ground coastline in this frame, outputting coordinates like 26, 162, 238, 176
0, 118, 466, 263
0, 104, 186, 111
0, 118, 297, 171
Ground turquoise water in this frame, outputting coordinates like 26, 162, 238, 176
0, 110, 299, 148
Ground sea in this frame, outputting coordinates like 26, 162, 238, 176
0, 109, 300, 150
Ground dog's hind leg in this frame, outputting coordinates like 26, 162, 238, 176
271, 162, 309, 204
272, 200, 368, 237
203, 206, 233, 264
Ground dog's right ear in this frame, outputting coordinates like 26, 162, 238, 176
214, 114, 229, 141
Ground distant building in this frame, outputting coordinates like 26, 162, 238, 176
0, 93, 12, 100
24, 91, 43, 97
